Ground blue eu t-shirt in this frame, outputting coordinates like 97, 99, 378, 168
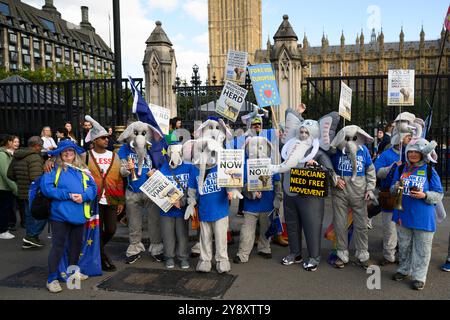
243, 161, 280, 214
331, 145, 373, 177
159, 162, 192, 218
391, 164, 443, 232
118, 144, 153, 192
188, 166, 229, 222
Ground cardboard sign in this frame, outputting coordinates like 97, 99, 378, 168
140, 171, 183, 213
216, 81, 248, 122
217, 149, 245, 188
149, 103, 171, 135
225, 50, 248, 84
338, 81, 352, 121
247, 158, 273, 191
289, 168, 328, 198
388, 70, 415, 106
248, 64, 281, 107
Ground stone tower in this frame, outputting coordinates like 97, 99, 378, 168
143, 21, 177, 117
208, 0, 262, 82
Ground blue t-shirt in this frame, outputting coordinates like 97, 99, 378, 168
331, 145, 373, 177
391, 164, 443, 232
159, 162, 192, 218
243, 161, 280, 214
188, 166, 229, 222
118, 144, 153, 192
374, 147, 400, 190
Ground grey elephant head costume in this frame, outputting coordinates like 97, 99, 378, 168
271, 109, 340, 174
118, 121, 163, 176
183, 118, 232, 196
391, 112, 424, 146
167, 143, 184, 170
330, 125, 374, 182
244, 136, 273, 160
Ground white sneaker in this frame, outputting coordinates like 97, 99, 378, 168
46, 280, 62, 293
0, 231, 15, 240
74, 271, 89, 281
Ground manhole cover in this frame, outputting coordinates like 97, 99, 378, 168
0, 266, 47, 289
97, 268, 236, 299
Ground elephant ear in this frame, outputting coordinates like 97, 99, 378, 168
217, 118, 233, 141
319, 112, 340, 151
182, 140, 197, 164
194, 120, 211, 139
412, 118, 425, 138
356, 127, 374, 145
146, 124, 163, 142
118, 123, 136, 143
330, 127, 346, 150
283, 108, 304, 143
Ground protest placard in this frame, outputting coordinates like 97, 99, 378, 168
289, 168, 328, 198
225, 50, 248, 84
388, 70, 415, 106
140, 170, 183, 213
217, 149, 245, 188
247, 158, 273, 191
216, 81, 248, 122
248, 63, 281, 108
339, 81, 352, 121
148, 103, 171, 135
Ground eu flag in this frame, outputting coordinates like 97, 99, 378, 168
128, 76, 168, 169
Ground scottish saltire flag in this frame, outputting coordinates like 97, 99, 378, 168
128, 76, 168, 169
58, 213, 102, 281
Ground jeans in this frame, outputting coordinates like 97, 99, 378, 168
24, 200, 47, 238
0, 191, 15, 233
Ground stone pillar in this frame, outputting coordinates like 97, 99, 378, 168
143, 21, 177, 117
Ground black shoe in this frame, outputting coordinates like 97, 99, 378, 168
102, 260, 117, 272
412, 280, 425, 291
257, 252, 272, 259
190, 252, 200, 258
333, 258, 346, 269
22, 241, 35, 249
379, 258, 396, 266
392, 272, 408, 282
23, 236, 44, 248
303, 261, 318, 272
152, 253, 164, 262
281, 254, 303, 266
233, 255, 244, 264
125, 253, 141, 265
354, 259, 375, 270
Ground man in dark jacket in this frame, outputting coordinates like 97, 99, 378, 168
7, 136, 45, 249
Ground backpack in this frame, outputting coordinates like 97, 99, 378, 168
29, 167, 62, 220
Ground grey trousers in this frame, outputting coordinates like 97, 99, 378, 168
397, 225, 434, 283
160, 215, 189, 260
284, 193, 325, 265
448, 233, 450, 262
125, 190, 163, 257
236, 212, 271, 263
382, 211, 397, 262
332, 190, 370, 263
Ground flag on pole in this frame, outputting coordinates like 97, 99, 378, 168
422, 109, 433, 139
445, 6, 450, 31
128, 76, 169, 169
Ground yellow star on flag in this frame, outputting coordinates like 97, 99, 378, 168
87, 239, 93, 246
90, 222, 96, 230
162, 148, 167, 156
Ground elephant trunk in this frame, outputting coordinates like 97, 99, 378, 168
272, 141, 311, 174
346, 141, 358, 182
197, 152, 208, 196
134, 135, 147, 176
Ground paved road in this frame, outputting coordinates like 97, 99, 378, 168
1, 198, 449, 300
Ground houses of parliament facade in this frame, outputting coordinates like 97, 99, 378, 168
208, 0, 449, 83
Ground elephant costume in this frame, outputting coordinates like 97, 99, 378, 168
234, 136, 283, 263
159, 142, 192, 269
117, 121, 164, 261
329, 125, 377, 267
270, 109, 340, 270
183, 118, 242, 273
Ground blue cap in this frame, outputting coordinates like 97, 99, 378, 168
48, 140, 85, 157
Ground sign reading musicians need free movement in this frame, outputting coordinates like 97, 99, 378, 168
216, 81, 248, 122
289, 168, 328, 197
224, 50, 249, 84
217, 149, 245, 188
248, 63, 281, 108
387, 70, 415, 106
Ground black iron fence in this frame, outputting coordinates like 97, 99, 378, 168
0, 78, 143, 143
303, 74, 450, 190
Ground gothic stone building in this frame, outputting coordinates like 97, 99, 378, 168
0, 0, 114, 78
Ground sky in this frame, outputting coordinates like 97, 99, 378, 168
22, 0, 449, 83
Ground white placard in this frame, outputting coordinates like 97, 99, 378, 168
224, 50, 248, 84
149, 103, 171, 135
217, 149, 245, 188
140, 170, 183, 213
388, 70, 415, 106
247, 158, 273, 191
216, 81, 248, 122
338, 81, 352, 121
